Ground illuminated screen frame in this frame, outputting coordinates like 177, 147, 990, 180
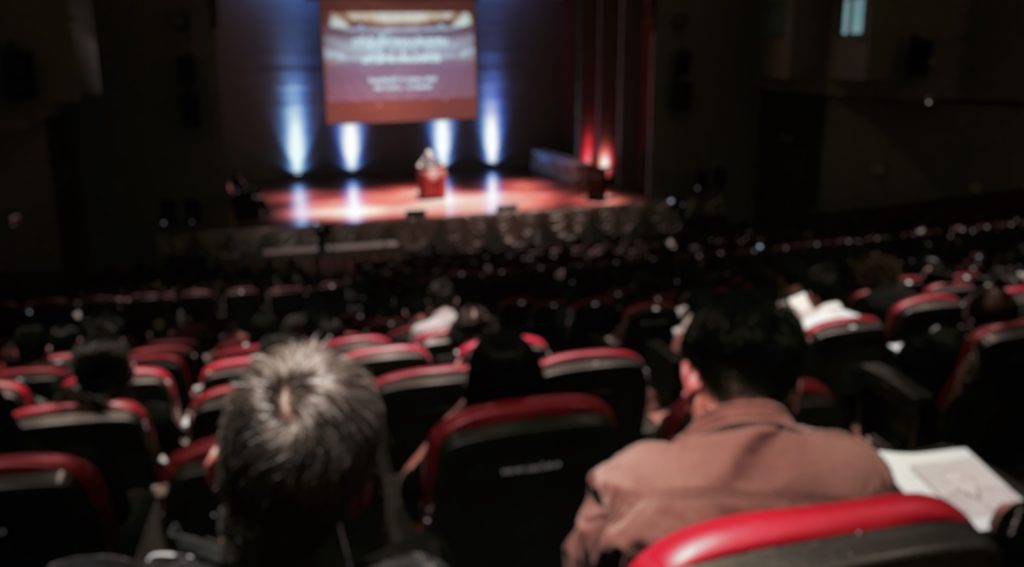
320, 0, 479, 125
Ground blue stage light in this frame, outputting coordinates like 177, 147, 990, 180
480, 96, 504, 167
344, 177, 364, 224
429, 119, 457, 166
485, 169, 502, 214
336, 122, 367, 173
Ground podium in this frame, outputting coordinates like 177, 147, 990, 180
417, 167, 447, 198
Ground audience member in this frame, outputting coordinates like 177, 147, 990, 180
49, 323, 82, 352
215, 340, 445, 567
562, 294, 893, 566
61, 340, 132, 408
13, 323, 48, 364
449, 303, 497, 349
854, 251, 915, 319
798, 262, 862, 331
409, 278, 458, 340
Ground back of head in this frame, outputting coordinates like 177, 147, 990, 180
466, 331, 544, 405
967, 286, 1019, 328
14, 323, 48, 363
279, 311, 311, 337
49, 323, 82, 351
72, 340, 132, 397
425, 277, 455, 311
803, 262, 851, 303
218, 340, 386, 566
683, 294, 805, 403
856, 251, 903, 288
247, 311, 278, 341
450, 303, 496, 346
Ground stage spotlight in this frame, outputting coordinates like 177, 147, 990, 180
480, 98, 504, 167
337, 122, 367, 173
485, 169, 502, 214
290, 182, 310, 228
281, 103, 312, 177
429, 119, 457, 166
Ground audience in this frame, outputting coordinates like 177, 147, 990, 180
61, 340, 132, 408
797, 262, 862, 331
562, 294, 894, 566
409, 277, 459, 340
13, 323, 49, 364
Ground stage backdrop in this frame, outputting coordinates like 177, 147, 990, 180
320, 1, 478, 124
216, 0, 574, 180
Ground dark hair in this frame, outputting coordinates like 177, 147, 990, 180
856, 251, 903, 288
966, 286, 1019, 327
217, 340, 386, 567
72, 340, 132, 397
49, 323, 82, 351
425, 277, 455, 310
465, 331, 544, 405
803, 262, 851, 302
14, 324, 48, 363
683, 294, 806, 402
450, 303, 497, 347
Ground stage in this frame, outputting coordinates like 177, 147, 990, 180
256, 173, 644, 227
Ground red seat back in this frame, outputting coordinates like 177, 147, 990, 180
346, 343, 432, 376
884, 292, 961, 339
629, 494, 996, 567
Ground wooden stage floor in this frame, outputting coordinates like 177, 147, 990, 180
258, 173, 644, 227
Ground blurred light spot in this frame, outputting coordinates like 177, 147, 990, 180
485, 170, 501, 214
429, 119, 457, 166
291, 182, 310, 228
344, 178, 364, 224
337, 122, 367, 173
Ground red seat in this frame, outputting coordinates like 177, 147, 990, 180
628, 494, 997, 567
420, 393, 618, 567
455, 332, 550, 361
46, 350, 75, 367
540, 347, 646, 439
884, 291, 961, 340
129, 351, 193, 395
923, 280, 977, 297
0, 364, 73, 398
376, 363, 470, 466
183, 383, 234, 439
0, 378, 33, 407
160, 435, 219, 536
14, 399, 158, 495
211, 341, 260, 359
346, 343, 432, 376
386, 322, 414, 342
328, 332, 392, 354
0, 451, 117, 564
415, 329, 457, 362
804, 314, 885, 421
196, 354, 252, 389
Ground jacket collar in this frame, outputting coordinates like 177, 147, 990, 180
682, 397, 797, 436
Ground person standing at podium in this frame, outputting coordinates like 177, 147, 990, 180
414, 147, 447, 198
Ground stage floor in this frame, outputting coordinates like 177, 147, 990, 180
258, 173, 644, 226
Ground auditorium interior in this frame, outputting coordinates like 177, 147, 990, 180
2, 0, 1024, 566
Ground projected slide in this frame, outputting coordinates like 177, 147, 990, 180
321, 2, 478, 124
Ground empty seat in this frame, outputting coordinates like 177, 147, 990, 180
415, 330, 456, 363
420, 393, 618, 567
455, 332, 550, 361
328, 332, 392, 354
129, 351, 193, 401
628, 493, 999, 567
376, 363, 469, 467
196, 354, 252, 389
0, 378, 33, 408
0, 364, 73, 398
540, 347, 646, 439
346, 344, 432, 376
161, 435, 219, 536
0, 452, 116, 565
183, 383, 233, 439
884, 292, 961, 341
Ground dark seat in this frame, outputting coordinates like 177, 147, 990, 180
0, 364, 73, 399
804, 314, 886, 421
884, 292, 961, 341
183, 383, 233, 439
0, 452, 117, 565
128, 351, 193, 404
566, 295, 622, 347
178, 286, 218, 323
937, 318, 1024, 466
628, 493, 999, 567
455, 332, 551, 360
161, 435, 219, 537
420, 393, 618, 567
923, 279, 977, 298
540, 347, 646, 440
223, 284, 262, 326
346, 343, 432, 376
617, 299, 678, 352
328, 332, 392, 354
266, 283, 308, 317
376, 363, 469, 467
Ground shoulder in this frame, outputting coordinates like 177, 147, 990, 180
588, 438, 674, 490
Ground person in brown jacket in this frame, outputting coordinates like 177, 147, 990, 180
562, 293, 895, 566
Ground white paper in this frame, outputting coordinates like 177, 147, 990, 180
878, 446, 1023, 533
